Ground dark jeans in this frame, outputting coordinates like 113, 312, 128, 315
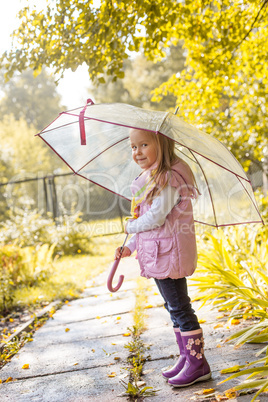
154, 277, 200, 332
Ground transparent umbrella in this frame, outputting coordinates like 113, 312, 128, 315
37, 100, 263, 291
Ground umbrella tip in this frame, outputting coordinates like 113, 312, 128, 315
174, 106, 179, 115
87, 99, 94, 105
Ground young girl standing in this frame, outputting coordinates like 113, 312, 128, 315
115, 128, 211, 387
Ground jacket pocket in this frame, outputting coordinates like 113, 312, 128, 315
142, 238, 173, 276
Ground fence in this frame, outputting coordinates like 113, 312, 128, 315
0, 171, 131, 236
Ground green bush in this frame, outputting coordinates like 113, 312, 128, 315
0, 243, 55, 314
0, 209, 92, 256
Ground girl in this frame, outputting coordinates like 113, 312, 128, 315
115, 128, 211, 387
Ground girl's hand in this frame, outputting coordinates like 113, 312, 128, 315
114, 246, 131, 260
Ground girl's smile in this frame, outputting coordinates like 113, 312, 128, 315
130, 129, 157, 170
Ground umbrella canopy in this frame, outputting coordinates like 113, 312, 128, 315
37, 100, 263, 227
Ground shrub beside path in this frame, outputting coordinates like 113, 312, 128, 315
0, 257, 266, 401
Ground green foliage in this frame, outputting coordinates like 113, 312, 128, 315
193, 214, 268, 400
1, 0, 267, 171
192, 225, 268, 320
0, 69, 63, 131
0, 209, 92, 257
0, 244, 55, 314
91, 46, 184, 111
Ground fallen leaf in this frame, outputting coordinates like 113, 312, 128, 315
91, 349, 95, 353
203, 388, 215, 395
144, 304, 153, 309
96, 316, 101, 319
122, 333, 131, 337
216, 344, 222, 348
5, 377, 13, 382
225, 389, 237, 398
111, 343, 117, 345
198, 319, 206, 324
9, 318, 14, 322
108, 372, 116, 377
114, 357, 120, 360
22, 364, 29, 370
230, 318, 240, 325
116, 316, 121, 320
65, 328, 70, 332
214, 323, 224, 329
73, 362, 79, 366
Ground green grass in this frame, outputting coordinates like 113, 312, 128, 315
10, 233, 126, 311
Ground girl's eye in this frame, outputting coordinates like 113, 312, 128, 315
142, 143, 147, 147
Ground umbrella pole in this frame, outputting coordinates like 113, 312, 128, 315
107, 234, 129, 293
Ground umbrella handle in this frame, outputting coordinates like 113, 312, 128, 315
107, 257, 124, 293
107, 234, 128, 293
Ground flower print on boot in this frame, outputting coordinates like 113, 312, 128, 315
168, 329, 211, 387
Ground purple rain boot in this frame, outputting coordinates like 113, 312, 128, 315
168, 329, 211, 387
162, 328, 186, 379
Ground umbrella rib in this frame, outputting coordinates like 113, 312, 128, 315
187, 148, 218, 228
168, 136, 250, 183
75, 137, 129, 174
236, 175, 264, 225
37, 136, 77, 175
75, 172, 131, 202
36, 120, 79, 136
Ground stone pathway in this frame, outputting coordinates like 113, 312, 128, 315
0, 257, 266, 401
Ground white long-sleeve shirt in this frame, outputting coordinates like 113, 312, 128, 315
126, 185, 181, 253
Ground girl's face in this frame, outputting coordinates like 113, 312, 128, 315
130, 129, 158, 170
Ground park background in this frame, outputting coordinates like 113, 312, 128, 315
0, 0, 268, 398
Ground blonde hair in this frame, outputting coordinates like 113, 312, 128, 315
146, 133, 197, 204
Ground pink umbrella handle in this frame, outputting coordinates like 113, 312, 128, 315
107, 234, 128, 293
107, 257, 125, 292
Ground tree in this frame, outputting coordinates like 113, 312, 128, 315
0, 69, 63, 130
1, 0, 267, 175
91, 45, 184, 111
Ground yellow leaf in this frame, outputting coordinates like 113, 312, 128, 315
108, 372, 116, 377
92, 349, 95, 353
217, 344, 222, 348
214, 323, 224, 329
144, 304, 153, 309
96, 316, 101, 319
122, 333, 131, 337
65, 328, 70, 332
230, 318, 240, 325
202, 388, 215, 394
0, 379, 2, 383
5, 377, 13, 382
198, 319, 206, 324
114, 357, 120, 360
73, 362, 79, 366
116, 316, 121, 320
22, 364, 29, 369
225, 389, 237, 398
111, 343, 117, 345
9, 318, 14, 322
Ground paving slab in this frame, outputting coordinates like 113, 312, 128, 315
1, 256, 267, 401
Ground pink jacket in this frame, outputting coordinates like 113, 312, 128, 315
132, 160, 198, 280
